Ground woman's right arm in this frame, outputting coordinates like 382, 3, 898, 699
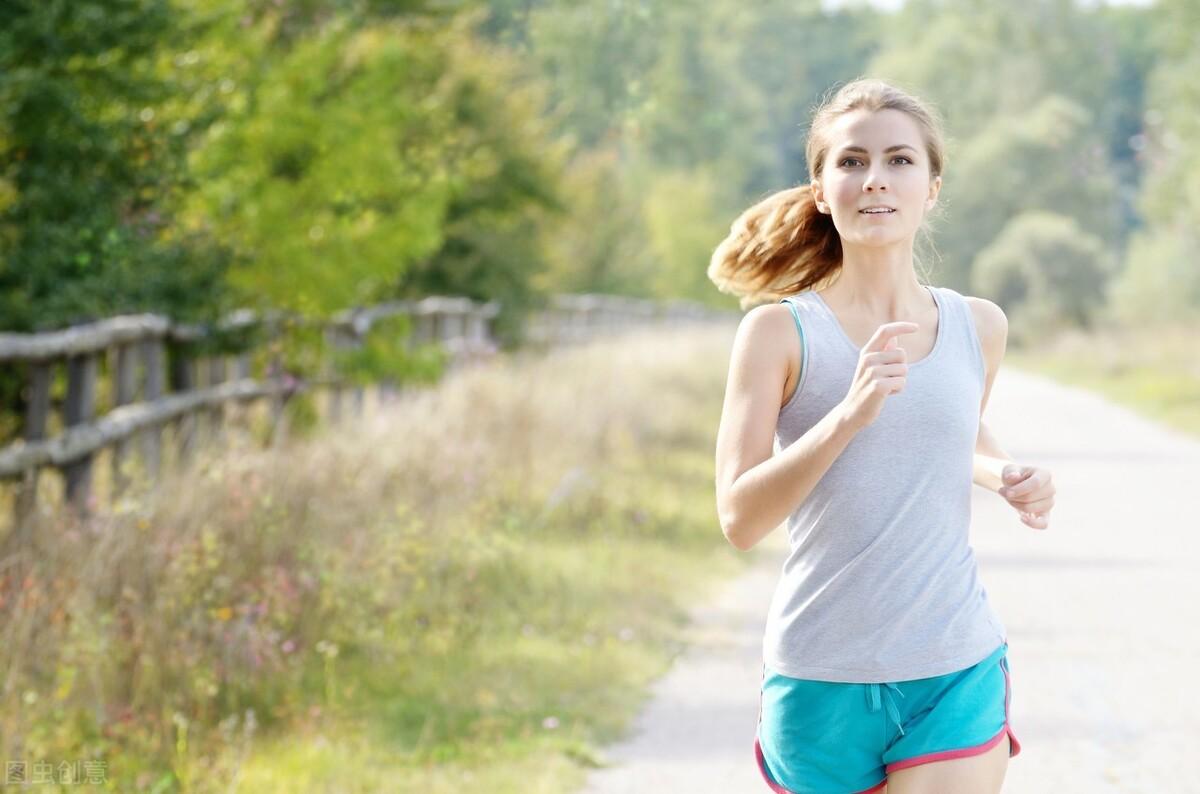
714, 305, 864, 552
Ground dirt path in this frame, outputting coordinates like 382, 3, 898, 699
581, 366, 1200, 793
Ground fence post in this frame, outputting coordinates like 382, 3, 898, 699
351, 330, 365, 418
10, 361, 52, 546
207, 355, 226, 445
234, 353, 251, 380
112, 343, 139, 498
141, 338, 165, 478
63, 353, 98, 516
324, 326, 343, 424
169, 342, 196, 467
379, 308, 413, 405
268, 342, 287, 448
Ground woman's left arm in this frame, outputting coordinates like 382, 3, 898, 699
974, 421, 1013, 493
968, 297, 1056, 530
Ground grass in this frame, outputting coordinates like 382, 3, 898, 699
0, 322, 753, 793
1005, 321, 1200, 437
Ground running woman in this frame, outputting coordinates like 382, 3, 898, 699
711, 78, 1056, 793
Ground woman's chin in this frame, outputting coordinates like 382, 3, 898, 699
843, 229, 912, 247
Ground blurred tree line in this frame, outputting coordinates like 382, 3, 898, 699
1, 0, 1195, 355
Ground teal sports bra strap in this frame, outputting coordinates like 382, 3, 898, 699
779, 297, 806, 392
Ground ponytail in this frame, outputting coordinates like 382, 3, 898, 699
707, 184, 842, 310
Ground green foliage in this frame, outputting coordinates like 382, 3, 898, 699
0, 0, 235, 331
733, 0, 881, 190
1141, 0, 1200, 187
971, 211, 1114, 342
1, 0, 1189, 342
870, 0, 1121, 145
1113, 0, 1200, 325
533, 147, 656, 299
1091, 3, 1161, 233
627, 6, 759, 177
519, 0, 663, 151
7, 0, 1177, 341
0, 0, 244, 445
184, 18, 455, 317
938, 95, 1121, 291
331, 317, 448, 387
498, 0, 880, 309
1105, 226, 1200, 327
639, 167, 730, 305
392, 11, 567, 344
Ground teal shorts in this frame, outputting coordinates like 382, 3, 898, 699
755, 641, 1021, 793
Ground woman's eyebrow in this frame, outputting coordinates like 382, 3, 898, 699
837, 144, 918, 155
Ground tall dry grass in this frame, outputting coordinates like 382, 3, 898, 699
0, 321, 743, 792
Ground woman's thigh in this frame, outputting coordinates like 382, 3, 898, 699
885, 731, 1009, 793
881, 644, 1020, 793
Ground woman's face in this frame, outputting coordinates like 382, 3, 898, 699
811, 108, 941, 246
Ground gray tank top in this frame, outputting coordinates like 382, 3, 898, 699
762, 284, 1007, 683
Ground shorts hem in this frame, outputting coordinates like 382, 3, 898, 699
754, 735, 886, 794
753, 735, 795, 794
884, 649, 1022, 773
884, 721, 1020, 774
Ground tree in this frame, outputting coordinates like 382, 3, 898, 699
971, 210, 1115, 343
0, 0, 235, 332
1105, 0, 1200, 326
936, 95, 1121, 291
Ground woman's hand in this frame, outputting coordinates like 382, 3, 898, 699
838, 321, 919, 432
998, 464, 1055, 530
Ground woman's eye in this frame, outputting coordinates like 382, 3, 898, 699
839, 157, 912, 167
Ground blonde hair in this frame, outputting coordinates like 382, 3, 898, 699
708, 77, 947, 309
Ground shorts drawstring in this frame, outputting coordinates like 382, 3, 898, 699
866, 682, 906, 736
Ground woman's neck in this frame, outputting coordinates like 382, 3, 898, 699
820, 260, 928, 318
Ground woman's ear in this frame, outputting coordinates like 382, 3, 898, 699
811, 181, 828, 214
926, 175, 942, 209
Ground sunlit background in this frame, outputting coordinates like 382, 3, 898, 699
0, 0, 1196, 791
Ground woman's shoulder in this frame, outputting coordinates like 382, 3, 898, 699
959, 292, 1009, 358
732, 299, 807, 389
744, 295, 818, 347
736, 299, 804, 344
741, 292, 817, 323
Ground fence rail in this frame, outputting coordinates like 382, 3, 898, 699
0, 293, 737, 540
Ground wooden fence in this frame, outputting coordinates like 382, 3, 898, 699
0, 293, 736, 541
